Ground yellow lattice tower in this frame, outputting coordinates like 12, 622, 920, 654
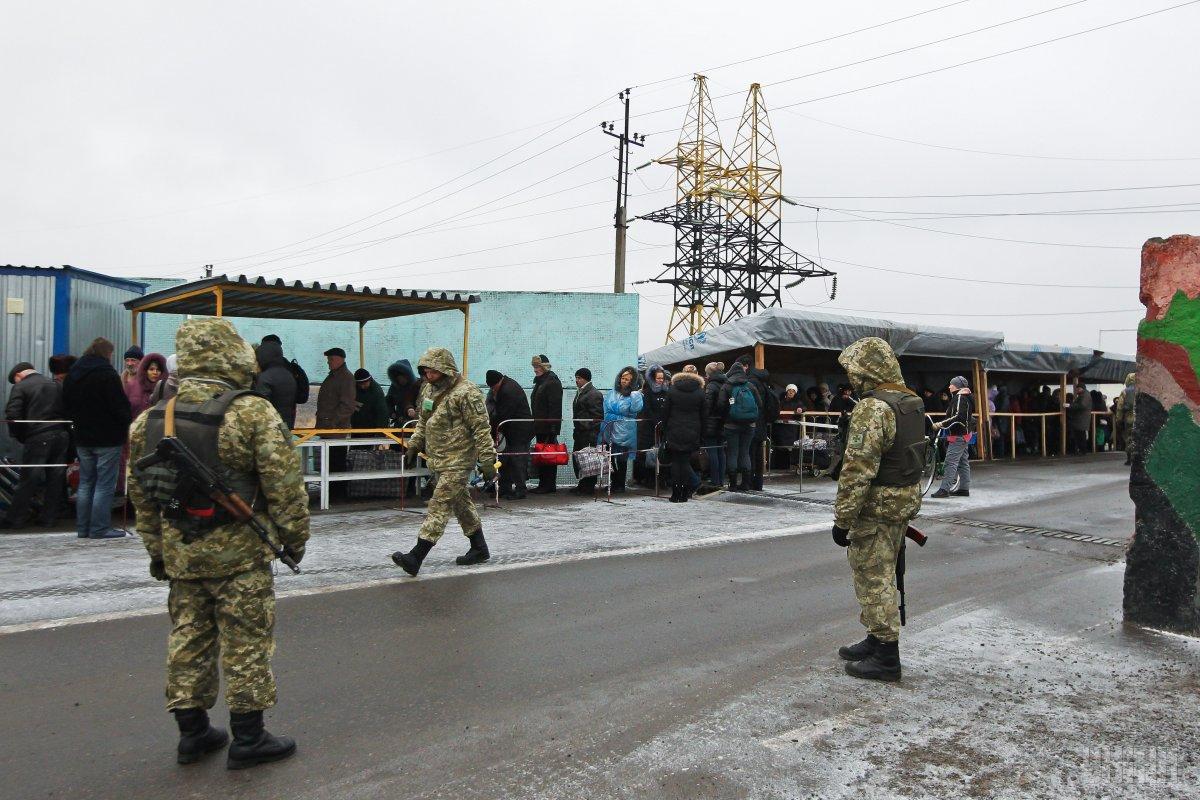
658, 74, 726, 342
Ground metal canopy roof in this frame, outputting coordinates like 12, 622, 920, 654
639, 307, 1005, 366
124, 274, 479, 322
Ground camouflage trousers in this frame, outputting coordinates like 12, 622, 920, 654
846, 520, 906, 643
166, 567, 276, 713
418, 469, 480, 544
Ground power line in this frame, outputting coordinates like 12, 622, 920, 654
634, 0, 978, 88
335, 246, 662, 284
253, 149, 613, 273
804, 207, 1139, 250
819, 255, 1136, 289
210, 96, 613, 268
769, 1, 1200, 113
811, 200, 1200, 218
793, 181, 1200, 200
795, 304, 1142, 318
639, 0, 1092, 121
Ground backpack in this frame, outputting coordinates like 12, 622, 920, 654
728, 383, 759, 422
288, 359, 310, 405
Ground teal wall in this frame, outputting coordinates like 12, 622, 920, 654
137, 280, 639, 438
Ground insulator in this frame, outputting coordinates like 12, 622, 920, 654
829, 275, 838, 301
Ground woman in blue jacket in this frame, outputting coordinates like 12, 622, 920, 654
602, 366, 643, 493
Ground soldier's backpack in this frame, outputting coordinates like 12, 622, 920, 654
287, 359, 310, 405
729, 383, 760, 422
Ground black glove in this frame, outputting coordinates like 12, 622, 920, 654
404, 447, 420, 469
287, 545, 305, 565
832, 525, 850, 547
149, 559, 168, 581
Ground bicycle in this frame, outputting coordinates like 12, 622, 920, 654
920, 420, 963, 497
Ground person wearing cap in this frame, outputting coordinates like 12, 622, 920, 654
930, 376, 973, 498
529, 354, 563, 494
351, 368, 389, 430
48, 354, 77, 384
571, 367, 604, 495
485, 369, 532, 499
122, 345, 144, 392
3, 361, 70, 528
316, 347, 356, 499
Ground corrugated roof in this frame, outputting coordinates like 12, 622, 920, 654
124, 274, 479, 322
1, 264, 148, 292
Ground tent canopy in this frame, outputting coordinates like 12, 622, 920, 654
985, 342, 1096, 375
1081, 352, 1137, 383
640, 307, 1005, 367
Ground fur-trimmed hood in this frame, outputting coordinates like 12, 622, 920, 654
670, 371, 704, 391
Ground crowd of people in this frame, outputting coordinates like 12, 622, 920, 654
4, 332, 1133, 529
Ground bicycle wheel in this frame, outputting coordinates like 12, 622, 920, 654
920, 438, 938, 496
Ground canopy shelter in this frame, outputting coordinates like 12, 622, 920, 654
125, 274, 479, 374
640, 307, 1003, 457
1080, 352, 1137, 384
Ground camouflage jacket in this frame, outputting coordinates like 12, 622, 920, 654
1114, 372, 1136, 422
834, 337, 922, 530
128, 318, 310, 580
406, 347, 496, 473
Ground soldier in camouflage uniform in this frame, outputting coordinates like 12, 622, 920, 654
830, 337, 924, 682
128, 318, 310, 769
1114, 372, 1136, 465
392, 347, 497, 576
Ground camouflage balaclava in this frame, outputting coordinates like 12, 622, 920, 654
837, 336, 904, 395
175, 318, 257, 390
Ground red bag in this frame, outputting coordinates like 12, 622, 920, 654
532, 442, 569, 466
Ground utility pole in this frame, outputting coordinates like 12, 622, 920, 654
601, 89, 645, 293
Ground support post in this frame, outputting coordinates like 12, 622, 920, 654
972, 361, 988, 460
130, 310, 140, 347
1060, 373, 1068, 456
1041, 414, 1047, 459
214, 286, 224, 317
358, 320, 366, 369
602, 89, 644, 294
754, 342, 765, 370
1011, 414, 1017, 460
461, 305, 471, 376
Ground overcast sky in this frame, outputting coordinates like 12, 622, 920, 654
4, 0, 1197, 355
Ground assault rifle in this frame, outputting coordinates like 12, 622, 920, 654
898, 525, 927, 625
135, 437, 301, 574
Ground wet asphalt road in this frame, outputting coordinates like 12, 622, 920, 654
0, 473, 1131, 800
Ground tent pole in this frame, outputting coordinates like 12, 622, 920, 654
358, 320, 366, 369
461, 305, 471, 376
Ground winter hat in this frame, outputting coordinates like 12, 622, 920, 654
261, 334, 282, 345
7, 361, 35, 384
735, 354, 753, 367
165, 354, 177, 374
124, 345, 144, 361
354, 368, 372, 381
531, 354, 551, 370
48, 354, 76, 375
950, 376, 969, 390
785, 383, 798, 394
485, 370, 503, 386
575, 367, 592, 381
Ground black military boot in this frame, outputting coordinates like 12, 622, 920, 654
226, 710, 296, 770
455, 530, 490, 566
392, 538, 434, 576
837, 634, 881, 661
845, 639, 901, 682
173, 707, 228, 765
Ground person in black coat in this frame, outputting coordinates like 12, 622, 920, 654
3, 363, 69, 528
486, 369, 533, 499
570, 368, 604, 495
254, 340, 297, 428
62, 337, 132, 539
701, 362, 727, 488
660, 370, 706, 502
747, 366, 778, 490
529, 355, 563, 494
717, 361, 762, 491
635, 364, 671, 487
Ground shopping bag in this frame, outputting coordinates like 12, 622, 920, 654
532, 442, 569, 466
